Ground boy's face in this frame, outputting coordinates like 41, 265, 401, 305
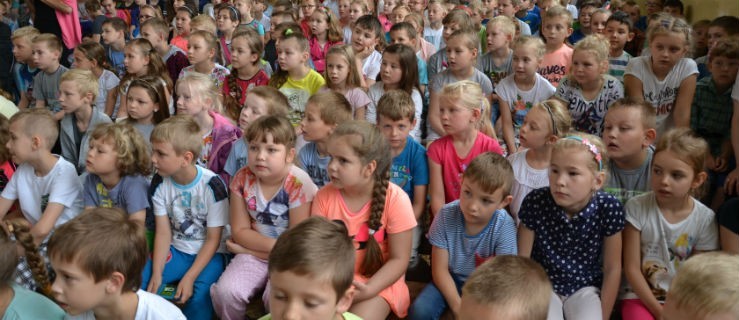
708, 56, 739, 89
578, 5, 596, 29
300, 103, 334, 142
482, 0, 497, 16
622, 4, 640, 24
50, 257, 111, 316
151, 141, 189, 177
389, 29, 416, 49
58, 81, 92, 113
427, 3, 445, 23
459, 178, 512, 227
604, 20, 634, 53
541, 16, 572, 46
692, 25, 707, 50
392, 9, 409, 24
441, 22, 460, 43
338, 0, 350, 19
140, 25, 164, 48
300, 0, 317, 19
101, 24, 123, 44
268, 270, 353, 320
602, 108, 653, 163
518, 0, 531, 12
409, 0, 425, 13
486, 24, 511, 51
11, 38, 33, 62
707, 26, 728, 50
32, 42, 61, 70
7, 119, 34, 164
645, 0, 663, 15
378, 115, 415, 150
497, 0, 517, 17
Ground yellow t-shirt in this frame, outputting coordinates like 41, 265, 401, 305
278, 69, 326, 126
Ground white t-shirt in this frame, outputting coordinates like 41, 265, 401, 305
152, 166, 229, 255
495, 73, 556, 139
507, 150, 548, 221
366, 83, 424, 142
624, 57, 698, 135
362, 50, 382, 82
1, 157, 83, 227
517, 18, 531, 36
621, 192, 719, 301
423, 26, 444, 51
65, 290, 186, 320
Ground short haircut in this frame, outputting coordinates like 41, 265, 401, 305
448, 30, 479, 50
268, 216, 355, 301
390, 22, 417, 39
271, 10, 296, 23
514, 35, 546, 58
244, 115, 296, 148
607, 97, 657, 129
90, 123, 152, 176
606, 11, 634, 32
709, 16, 739, 36
31, 33, 62, 53
377, 90, 415, 122
442, 9, 475, 32
667, 252, 739, 318
48, 208, 147, 292
487, 16, 517, 38
709, 36, 739, 61
190, 15, 217, 34
60, 69, 100, 101
150, 115, 203, 158
141, 17, 170, 36
543, 5, 573, 27
102, 17, 128, 32
578, 0, 601, 10
86, 0, 101, 12
11, 26, 40, 42
663, 0, 683, 13
9, 108, 58, 149
462, 256, 552, 320
306, 92, 352, 125
463, 152, 514, 195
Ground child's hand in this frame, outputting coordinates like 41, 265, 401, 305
725, 168, 739, 195
175, 276, 195, 305
147, 274, 163, 294
714, 155, 730, 172
351, 280, 374, 302
225, 238, 250, 254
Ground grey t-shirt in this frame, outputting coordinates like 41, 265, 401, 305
604, 146, 654, 205
32, 65, 68, 113
477, 51, 513, 87
83, 174, 150, 214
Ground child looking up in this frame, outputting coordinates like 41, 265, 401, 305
312, 121, 416, 319
621, 128, 719, 320
299, 92, 352, 188
555, 35, 624, 136
210, 115, 317, 320
409, 152, 517, 320
143, 116, 229, 320
58, 69, 112, 175
72, 41, 120, 112
519, 133, 624, 320
538, 6, 573, 88
32, 34, 68, 121
309, 6, 343, 74
624, 15, 697, 136
605, 12, 635, 83
223, 29, 270, 122
48, 208, 185, 319
324, 45, 371, 120
428, 81, 503, 216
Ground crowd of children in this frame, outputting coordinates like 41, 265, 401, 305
0, 0, 738, 319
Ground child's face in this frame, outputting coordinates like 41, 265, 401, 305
383, 0, 397, 16
578, 5, 596, 29
392, 8, 409, 24
101, 0, 116, 13
187, 35, 214, 65
380, 52, 403, 86
378, 115, 414, 150
124, 46, 150, 75
175, 11, 192, 35
176, 84, 210, 116
570, 50, 605, 86
459, 178, 511, 227
270, 16, 285, 38
309, 11, 330, 36
519, 107, 553, 149
126, 86, 158, 124
512, 44, 541, 79
173, 0, 186, 8
603, 108, 651, 164
140, 25, 163, 48
58, 81, 91, 113
139, 7, 157, 24
389, 29, 415, 50
482, 0, 497, 16
645, 0, 662, 15
692, 25, 707, 50
6, 120, 34, 164
518, 0, 531, 12
708, 56, 739, 89
327, 134, 372, 189
351, 26, 378, 53
549, 147, 603, 214
707, 26, 728, 50
151, 140, 188, 176
541, 16, 571, 46
216, 9, 239, 32
590, 12, 609, 35
409, 0, 425, 13
268, 270, 353, 320
50, 258, 109, 316
325, 53, 350, 86
72, 49, 94, 70
438, 97, 480, 135
300, 0, 317, 19
234, 0, 252, 18
301, 103, 334, 142
651, 149, 703, 205
649, 32, 687, 69
31, 42, 61, 70
86, 138, 119, 175
486, 24, 510, 51
230, 36, 259, 70
622, 4, 640, 24
101, 24, 124, 44
11, 38, 33, 62
446, 36, 478, 72
427, 3, 445, 23
239, 94, 269, 129
247, 133, 294, 179
497, 0, 517, 18
338, 0, 350, 19
441, 22, 460, 43
604, 20, 633, 53
348, 3, 365, 22
277, 37, 308, 71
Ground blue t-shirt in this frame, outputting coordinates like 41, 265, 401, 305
390, 136, 428, 203
224, 138, 248, 177
107, 46, 126, 78
519, 188, 625, 296
521, 10, 541, 35
418, 58, 428, 86
298, 142, 331, 188
83, 174, 150, 214
429, 200, 517, 281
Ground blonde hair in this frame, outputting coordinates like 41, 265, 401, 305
542, 5, 573, 27
438, 80, 495, 138
60, 69, 100, 102
306, 92, 352, 125
462, 256, 552, 320
647, 15, 692, 55
31, 33, 62, 53
190, 14, 217, 34
448, 30, 479, 51
404, 12, 425, 31
667, 252, 739, 319
607, 97, 657, 129
513, 35, 546, 58
313, 6, 343, 42
377, 90, 415, 122
89, 123, 152, 176
463, 152, 514, 195
150, 115, 203, 158
573, 34, 610, 63
247, 86, 291, 117
176, 72, 223, 114
487, 16, 516, 38
654, 128, 707, 181
10, 108, 58, 149
552, 132, 607, 173
0, 115, 8, 164
325, 45, 364, 90
244, 115, 296, 148
531, 99, 572, 137
11, 26, 39, 42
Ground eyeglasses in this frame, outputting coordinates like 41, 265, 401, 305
300, 4, 316, 9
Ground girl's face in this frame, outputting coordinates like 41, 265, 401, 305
649, 32, 687, 70
482, 0, 497, 15
309, 11, 330, 36
590, 12, 609, 35
326, 134, 372, 190
651, 149, 704, 204
351, 26, 378, 53
383, 0, 397, 16
173, 0, 186, 8
176, 84, 210, 116
85, 138, 119, 176
247, 133, 294, 180
348, 4, 365, 23
438, 97, 480, 136
518, 107, 553, 149
445, 36, 477, 72
300, 0, 317, 19
124, 46, 150, 75
570, 50, 605, 85
326, 53, 350, 86
706, 26, 728, 50
175, 11, 192, 35
441, 22, 460, 43
234, 0, 251, 17
277, 38, 308, 71
216, 9, 239, 32
409, 0, 424, 13
240, 94, 269, 129
512, 44, 542, 79
72, 49, 95, 70
392, 8, 409, 25
549, 148, 603, 214
380, 52, 403, 86
126, 86, 157, 124
102, 0, 116, 14
338, 0, 351, 19
187, 35, 215, 65
230, 36, 258, 70
139, 7, 157, 24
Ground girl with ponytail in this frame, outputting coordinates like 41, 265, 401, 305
311, 120, 416, 320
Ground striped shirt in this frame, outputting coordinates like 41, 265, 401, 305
609, 51, 632, 83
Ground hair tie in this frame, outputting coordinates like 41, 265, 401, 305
564, 136, 603, 171
540, 101, 558, 136
368, 227, 385, 242
285, 28, 294, 35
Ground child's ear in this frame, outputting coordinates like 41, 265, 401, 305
627, 31, 635, 42
362, 159, 377, 178
471, 108, 482, 122
593, 170, 606, 190
105, 271, 126, 294
692, 171, 708, 190
182, 150, 195, 164
547, 134, 559, 145
31, 135, 43, 150
336, 287, 355, 314
499, 194, 513, 208
286, 147, 296, 163
643, 128, 657, 147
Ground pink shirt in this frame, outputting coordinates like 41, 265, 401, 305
309, 37, 342, 74
538, 44, 573, 88
428, 132, 504, 203
56, 0, 82, 49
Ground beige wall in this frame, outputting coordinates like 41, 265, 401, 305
635, 0, 739, 23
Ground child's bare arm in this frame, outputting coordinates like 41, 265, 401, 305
428, 161, 444, 217
412, 185, 427, 220
499, 100, 516, 154
148, 215, 172, 293
177, 226, 222, 304
427, 90, 445, 137
431, 246, 461, 315
517, 224, 534, 257
727, 99, 739, 195
623, 75, 644, 102
357, 229, 412, 301
18, 95, 29, 110
129, 209, 146, 226
104, 90, 117, 117
31, 202, 65, 245
672, 74, 697, 128
288, 202, 311, 228
230, 194, 276, 254
0, 197, 16, 221
601, 231, 622, 320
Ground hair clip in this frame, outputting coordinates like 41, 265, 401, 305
368, 227, 385, 242
285, 28, 294, 35
565, 135, 602, 171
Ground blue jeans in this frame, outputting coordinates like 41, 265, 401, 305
407, 273, 465, 320
141, 246, 226, 320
